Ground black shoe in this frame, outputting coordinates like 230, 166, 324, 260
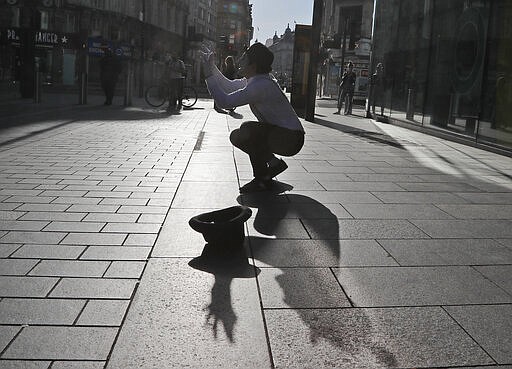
239, 178, 273, 193
267, 159, 288, 179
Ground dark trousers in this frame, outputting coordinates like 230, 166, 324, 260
101, 77, 118, 104
230, 121, 304, 179
337, 88, 354, 114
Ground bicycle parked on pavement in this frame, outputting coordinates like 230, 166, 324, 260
145, 82, 198, 109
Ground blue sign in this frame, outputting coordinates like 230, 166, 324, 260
87, 37, 133, 59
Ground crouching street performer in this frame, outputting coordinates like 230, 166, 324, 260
200, 42, 305, 193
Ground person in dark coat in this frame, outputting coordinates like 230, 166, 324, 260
99, 48, 122, 105
334, 61, 356, 115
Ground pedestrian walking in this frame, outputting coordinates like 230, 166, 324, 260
201, 42, 305, 193
99, 48, 122, 105
334, 61, 356, 115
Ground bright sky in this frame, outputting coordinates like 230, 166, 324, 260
251, 0, 314, 44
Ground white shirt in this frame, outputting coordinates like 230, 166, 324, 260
206, 67, 304, 132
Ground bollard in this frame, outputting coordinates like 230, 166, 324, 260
78, 72, 88, 105
124, 62, 132, 107
406, 88, 414, 120
34, 71, 42, 103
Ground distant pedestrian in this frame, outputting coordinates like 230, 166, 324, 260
370, 62, 385, 116
334, 61, 356, 115
99, 48, 122, 105
201, 42, 305, 193
164, 55, 187, 113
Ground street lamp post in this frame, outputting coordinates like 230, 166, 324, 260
19, 0, 38, 98
138, 0, 145, 97
305, 0, 323, 122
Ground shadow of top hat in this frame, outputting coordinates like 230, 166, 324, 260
188, 205, 252, 263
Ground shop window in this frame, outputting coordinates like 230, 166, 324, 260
40, 11, 49, 30
10, 7, 20, 27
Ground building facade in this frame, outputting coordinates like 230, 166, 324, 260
371, 0, 512, 152
0, 0, 207, 97
268, 24, 294, 90
319, 0, 374, 99
216, 0, 253, 63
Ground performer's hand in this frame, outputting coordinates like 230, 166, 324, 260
199, 44, 216, 78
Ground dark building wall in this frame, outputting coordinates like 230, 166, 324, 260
372, 0, 512, 151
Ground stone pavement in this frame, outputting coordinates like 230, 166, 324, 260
0, 96, 511, 368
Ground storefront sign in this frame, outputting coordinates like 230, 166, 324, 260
0, 28, 79, 49
87, 37, 133, 59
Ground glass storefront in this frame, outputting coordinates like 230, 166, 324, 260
372, 0, 512, 152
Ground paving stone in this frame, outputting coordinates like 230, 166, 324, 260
0, 221, 49, 231
0, 325, 21, 352
2, 326, 117, 360
123, 233, 157, 246
12, 245, 85, 259
319, 181, 404, 191
343, 203, 454, 219
395, 182, 482, 192
378, 239, 512, 266
76, 300, 129, 326
247, 218, 310, 239
85, 191, 132, 199
107, 259, 270, 368
43, 222, 105, 232
80, 246, 150, 261
66, 204, 120, 213
29, 260, 110, 277
287, 190, 381, 204
137, 214, 165, 223
16, 204, 70, 212
18, 212, 86, 221
62, 233, 126, 245
0, 231, 67, 245
50, 278, 137, 299
117, 205, 167, 214
0, 276, 58, 297
242, 198, 352, 219
0, 259, 38, 275
0, 361, 50, 369
412, 220, 512, 238
171, 181, 240, 208
52, 197, 102, 205
51, 361, 105, 369
444, 305, 512, 364
0, 211, 25, 221
104, 261, 145, 278
435, 204, 512, 219
265, 307, 493, 368
152, 208, 215, 258
0, 298, 85, 324
251, 239, 397, 267
474, 265, 512, 295
333, 266, 512, 307
182, 163, 238, 181
99, 198, 148, 206
302, 219, 428, 239
102, 223, 160, 234
82, 213, 138, 223
0, 243, 21, 257
258, 267, 350, 308
371, 191, 469, 204
455, 192, 512, 204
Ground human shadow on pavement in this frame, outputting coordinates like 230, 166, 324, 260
237, 186, 398, 367
188, 206, 260, 343
314, 116, 405, 149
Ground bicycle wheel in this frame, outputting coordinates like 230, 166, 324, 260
181, 86, 198, 108
145, 85, 167, 108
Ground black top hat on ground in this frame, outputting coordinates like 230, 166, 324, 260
188, 206, 254, 275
